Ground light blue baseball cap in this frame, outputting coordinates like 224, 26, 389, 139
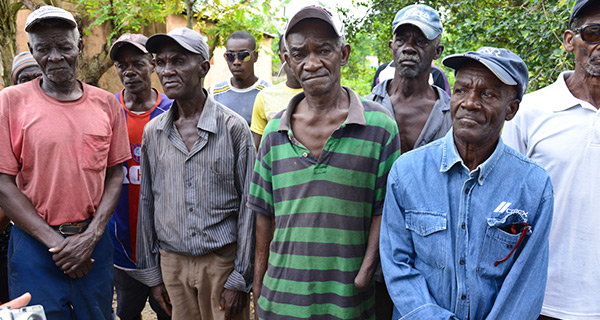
392, 4, 443, 40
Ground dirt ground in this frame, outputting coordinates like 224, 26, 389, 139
112, 293, 255, 320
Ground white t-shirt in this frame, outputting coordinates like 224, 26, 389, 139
503, 71, 600, 320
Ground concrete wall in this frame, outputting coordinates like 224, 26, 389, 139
11, 8, 273, 94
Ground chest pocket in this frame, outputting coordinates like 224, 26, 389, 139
82, 133, 110, 172
477, 212, 529, 279
405, 210, 447, 269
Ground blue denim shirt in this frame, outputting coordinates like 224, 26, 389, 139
380, 130, 553, 320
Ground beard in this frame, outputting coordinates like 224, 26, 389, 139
396, 54, 423, 78
584, 55, 600, 77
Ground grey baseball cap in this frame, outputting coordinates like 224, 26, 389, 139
109, 33, 149, 61
25, 5, 77, 32
146, 27, 209, 60
284, 5, 345, 39
443, 47, 529, 100
392, 4, 443, 40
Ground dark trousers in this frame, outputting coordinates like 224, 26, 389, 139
8, 225, 113, 320
114, 267, 170, 320
375, 280, 393, 320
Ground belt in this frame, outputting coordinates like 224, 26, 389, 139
52, 220, 90, 236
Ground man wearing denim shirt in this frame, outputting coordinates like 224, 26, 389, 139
380, 47, 554, 320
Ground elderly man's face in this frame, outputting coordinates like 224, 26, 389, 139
389, 25, 443, 78
451, 61, 519, 147
28, 26, 80, 84
16, 65, 42, 84
114, 46, 154, 95
154, 41, 208, 100
285, 19, 350, 96
567, 8, 600, 77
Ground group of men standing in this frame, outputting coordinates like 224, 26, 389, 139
0, 1, 598, 320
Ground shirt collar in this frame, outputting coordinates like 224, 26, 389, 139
277, 86, 367, 131
372, 78, 450, 111
157, 89, 218, 134
550, 71, 597, 112
440, 129, 506, 185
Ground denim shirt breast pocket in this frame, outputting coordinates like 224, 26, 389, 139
405, 210, 447, 269
477, 211, 531, 279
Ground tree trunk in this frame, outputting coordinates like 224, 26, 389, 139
0, 0, 22, 87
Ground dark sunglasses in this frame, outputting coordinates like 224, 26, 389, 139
574, 24, 600, 43
224, 50, 255, 63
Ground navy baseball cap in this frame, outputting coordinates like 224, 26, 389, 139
570, 0, 595, 27
443, 47, 529, 100
146, 27, 209, 60
392, 4, 443, 40
285, 5, 345, 39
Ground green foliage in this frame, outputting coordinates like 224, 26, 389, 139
190, 0, 285, 58
342, 0, 576, 92
76, 0, 174, 42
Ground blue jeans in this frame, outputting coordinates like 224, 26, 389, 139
8, 225, 113, 320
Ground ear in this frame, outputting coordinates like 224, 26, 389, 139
564, 30, 575, 53
434, 44, 444, 60
505, 98, 520, 121
78, 38, 83, 54
252, 49, 259, 63
339, 43, 351, 66
199, 60, 211, 78
28, 42, 33, 54
388, 39, 393, 53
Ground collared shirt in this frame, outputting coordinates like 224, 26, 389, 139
136, 91, 255, 291
365, 79, 452, 149
502, 71, 600, 319
248, 87, 401, 319
380, 130, 553, 320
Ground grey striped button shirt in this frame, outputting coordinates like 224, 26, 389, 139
135, 92, 256, 292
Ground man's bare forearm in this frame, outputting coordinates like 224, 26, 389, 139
253, 213, 274, 301
85, 164, 124, 241
0, 173, 62, 248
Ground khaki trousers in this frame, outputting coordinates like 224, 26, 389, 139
160, 243, 249, 320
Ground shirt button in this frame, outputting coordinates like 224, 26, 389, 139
187, 182, 192, 187
461, 295, 467, 300
302, 152, 308, 157
459, 259, 465, 265
461, 223, 466, 229
191, 232, 197, 237
188, 208, 193, 212
464, 188, 470, 194
507, 244, 513, 249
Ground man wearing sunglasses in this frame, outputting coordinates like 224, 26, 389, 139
210, 31, 270, 126
503, 1, 600, 319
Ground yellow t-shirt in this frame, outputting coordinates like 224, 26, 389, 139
250, 82, 303, 135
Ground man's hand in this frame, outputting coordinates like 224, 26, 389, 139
354, 268, 371, 292
151, 284, 172, 316
0, 292, 31, 309
220, 289, 246, 320
49, 232, 98, 277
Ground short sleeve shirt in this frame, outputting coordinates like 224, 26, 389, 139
0, 78, 131, 225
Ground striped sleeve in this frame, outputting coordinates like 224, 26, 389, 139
247, 119, 278, 216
